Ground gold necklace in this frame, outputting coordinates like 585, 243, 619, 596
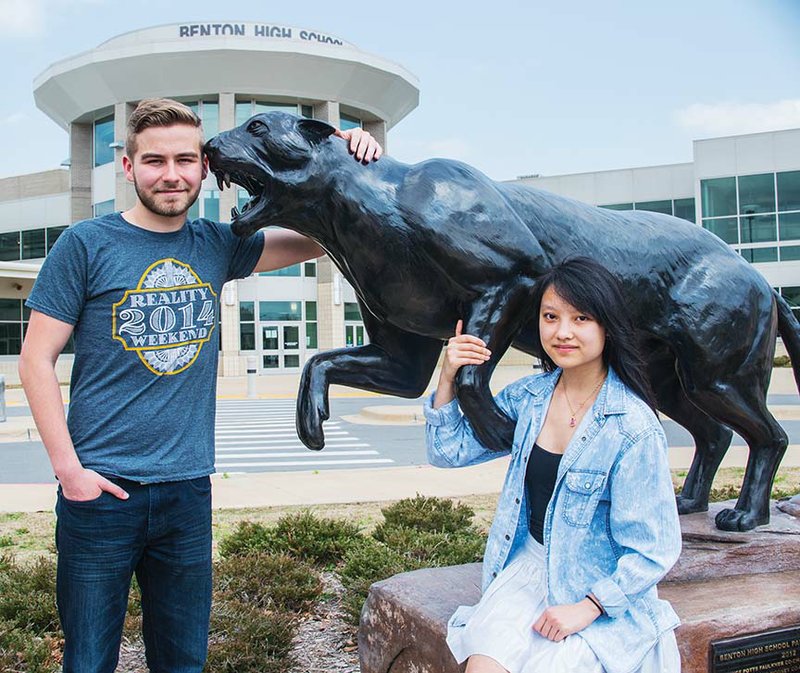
562, 375, 605, 427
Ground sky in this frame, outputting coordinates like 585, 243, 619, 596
0, 0, 798, 182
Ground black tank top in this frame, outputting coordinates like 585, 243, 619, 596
525, 443, 563, 544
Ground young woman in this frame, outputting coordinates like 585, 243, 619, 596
425, 257, 682, 673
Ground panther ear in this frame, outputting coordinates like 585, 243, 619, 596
297, 118, 336, 145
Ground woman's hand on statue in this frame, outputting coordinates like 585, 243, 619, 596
441, 320, 491, 382
532, 598, 602, 642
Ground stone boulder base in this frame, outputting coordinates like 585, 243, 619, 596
359, 502, 800, 673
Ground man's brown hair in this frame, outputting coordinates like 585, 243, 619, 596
126, 98, 203, 158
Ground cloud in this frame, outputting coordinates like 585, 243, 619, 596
675, 100, 800, 137
0, 112, 26, 126
0, 0, 45, 37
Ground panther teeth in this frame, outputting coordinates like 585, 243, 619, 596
216, 174, 224, 191
224, 172, 232, 189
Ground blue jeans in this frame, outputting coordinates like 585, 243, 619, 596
55, 476, 213, 673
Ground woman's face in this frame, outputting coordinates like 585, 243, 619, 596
539, 285, 606, 372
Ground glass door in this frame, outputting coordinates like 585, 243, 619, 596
282, 324, 300, 369
260, 323, 302, 371
261, 324, 279, 370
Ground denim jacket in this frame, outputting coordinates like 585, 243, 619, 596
424, 368, 682, 673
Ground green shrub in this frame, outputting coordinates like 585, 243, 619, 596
378, 495, 475, 535
376, 525, 485, 566
218, 521, 280, 558
0, 555, 59, 634
0, 620, 60, 673
774, 355, 791, 367
219, 512, 361, 566
272, 511, 362, 565
339, 538, 419, 625
215, 552, 322, 613
205, 598, 296, 673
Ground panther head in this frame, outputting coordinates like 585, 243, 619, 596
204, 111, 336, 236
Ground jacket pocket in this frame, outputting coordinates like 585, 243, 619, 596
562, 470, 607, 527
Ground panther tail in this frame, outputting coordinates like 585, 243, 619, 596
774, 289, 800, 393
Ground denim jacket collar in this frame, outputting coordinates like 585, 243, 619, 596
522, 366, 629, 418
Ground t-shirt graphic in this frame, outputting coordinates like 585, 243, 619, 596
112, 258, 217, 375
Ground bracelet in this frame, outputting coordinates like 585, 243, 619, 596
585, 593, 605, 616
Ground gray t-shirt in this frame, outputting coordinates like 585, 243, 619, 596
26, 213, 264, 482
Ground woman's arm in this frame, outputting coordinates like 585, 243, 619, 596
426, 321, 522, 467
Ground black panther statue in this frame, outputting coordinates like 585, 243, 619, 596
205, 112, 800, 532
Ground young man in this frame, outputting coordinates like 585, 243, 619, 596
18, 98, 381, 673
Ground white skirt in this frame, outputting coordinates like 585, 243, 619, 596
446, 536, 681, 673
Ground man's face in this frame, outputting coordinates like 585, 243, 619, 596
123, 124, 207, 218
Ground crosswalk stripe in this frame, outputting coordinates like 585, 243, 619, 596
213, 399, 392, 471
215, 458, 395, 468
218, 450, 379, 459
216, 443, 370, 452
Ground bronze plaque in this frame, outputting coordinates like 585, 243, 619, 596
710, 626, 800, 673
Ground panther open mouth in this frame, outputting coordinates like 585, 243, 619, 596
209, 165, 272, 233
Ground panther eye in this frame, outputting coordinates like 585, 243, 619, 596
247, 119, 268, 135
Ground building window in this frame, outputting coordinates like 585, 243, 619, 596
779, 212, 800, 242
305, 301, 317, 349
738, 173, 775, 216
0, 299, 22, 355
239, 301, 255, 351
259, 301, 302, 321
259, 264, 301, 277
599, 203, 633, 211
0, 232, 20, 261
673, 198, 696, 223
187, 100, 219, 140
740, 247, 778, 263
94, 115, 115, 167
701, 177, 737, 218
703, 217, 738, 245
340, 113, 362, 130
46, 226, 67, 253
301, 105, 314, 119
740, 214, 776, 244
236, 99, 298, 126
304, 262, 317, 277
344, 302, 362, 321
634, 200, 672, 215
777, 171, 800, 212
94, 200, 115, 217
780, 286, 800, 321
779, 245, 800, 261
202, 190, 220, 221
21, 229, 46, 259
237, 189, 249, 214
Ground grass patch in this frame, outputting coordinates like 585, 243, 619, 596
672, 466, 800, 502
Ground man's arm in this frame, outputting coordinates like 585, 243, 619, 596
252, 127, 382, 273
19, 311, 128, 501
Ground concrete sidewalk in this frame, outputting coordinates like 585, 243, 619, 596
2, 367, 798, 514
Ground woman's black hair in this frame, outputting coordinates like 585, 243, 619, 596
530, 256, 657, 411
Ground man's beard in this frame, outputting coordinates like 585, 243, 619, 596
133, 180, 201, 218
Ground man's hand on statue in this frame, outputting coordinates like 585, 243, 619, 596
334, 127, 383, 163
441, 319, 491, 382
532, 599, 602, 642
59, 466, 129, 502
